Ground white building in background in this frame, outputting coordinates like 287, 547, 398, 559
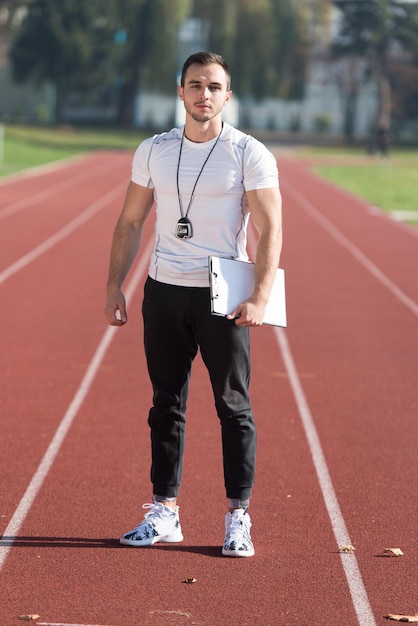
241, 55, 377, 139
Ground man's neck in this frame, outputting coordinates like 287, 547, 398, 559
184, 119, 223, 143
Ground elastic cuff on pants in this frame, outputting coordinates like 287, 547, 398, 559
228, 498, 250, 509
153, 494, 177, 503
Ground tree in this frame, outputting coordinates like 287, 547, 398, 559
332, 55, 368, 141
0, 0, 28, 36
331, 0, 418, 138
112, 0, 191, 127
8, 0, 191, 126
389, 58, 418, 119
192, 0, 314, 100
9, 0, 119, 123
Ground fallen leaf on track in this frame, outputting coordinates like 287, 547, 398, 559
384, 548, 404, 557
385, 614, 418, 622
339, 544, 356, 553
183, 577, 197, 584
18, 615, 40, 622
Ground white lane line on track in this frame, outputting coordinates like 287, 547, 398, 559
246, 227, 377, 625
0, 181, 127, 286
282, 179, 418, 320
0, 154, 127, 220
0, 237, 154, 574
274, 328, 377, 626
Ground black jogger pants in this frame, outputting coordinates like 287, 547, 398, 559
142, 277, 256, 500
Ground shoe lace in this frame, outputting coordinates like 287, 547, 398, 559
228, 510, 251, 540
142, 502, 167, 522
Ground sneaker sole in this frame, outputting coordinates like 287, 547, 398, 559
222, 547, 255, 557
120, 531, 184, 547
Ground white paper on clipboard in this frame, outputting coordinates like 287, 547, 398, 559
209, 256, 287, 327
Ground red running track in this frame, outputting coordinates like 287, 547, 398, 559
0, 150, 417, 626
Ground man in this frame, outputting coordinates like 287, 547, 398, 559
104, 51, 282, 557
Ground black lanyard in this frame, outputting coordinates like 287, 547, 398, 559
176, 126, 223, 221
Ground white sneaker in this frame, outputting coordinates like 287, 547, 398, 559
120, 502, 183, 547
222, 508, 255, 557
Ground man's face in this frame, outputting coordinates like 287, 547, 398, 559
178, 63, 232, 123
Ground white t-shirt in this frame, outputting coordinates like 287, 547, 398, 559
131, 122, 279, 287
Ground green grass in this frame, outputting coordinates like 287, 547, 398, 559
315, 161, 418, 213
290, 145, 418, 227
0, 124, 146, 177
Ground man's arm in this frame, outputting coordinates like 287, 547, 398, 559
227, 186, 282, 327
104, 181, 155, 326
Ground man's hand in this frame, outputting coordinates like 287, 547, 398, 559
104, 289, 127, 326
226, 299, 266, 327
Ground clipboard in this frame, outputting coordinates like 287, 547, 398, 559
209, 256, 287, 327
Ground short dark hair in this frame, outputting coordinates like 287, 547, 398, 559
180, 51, 231, 89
